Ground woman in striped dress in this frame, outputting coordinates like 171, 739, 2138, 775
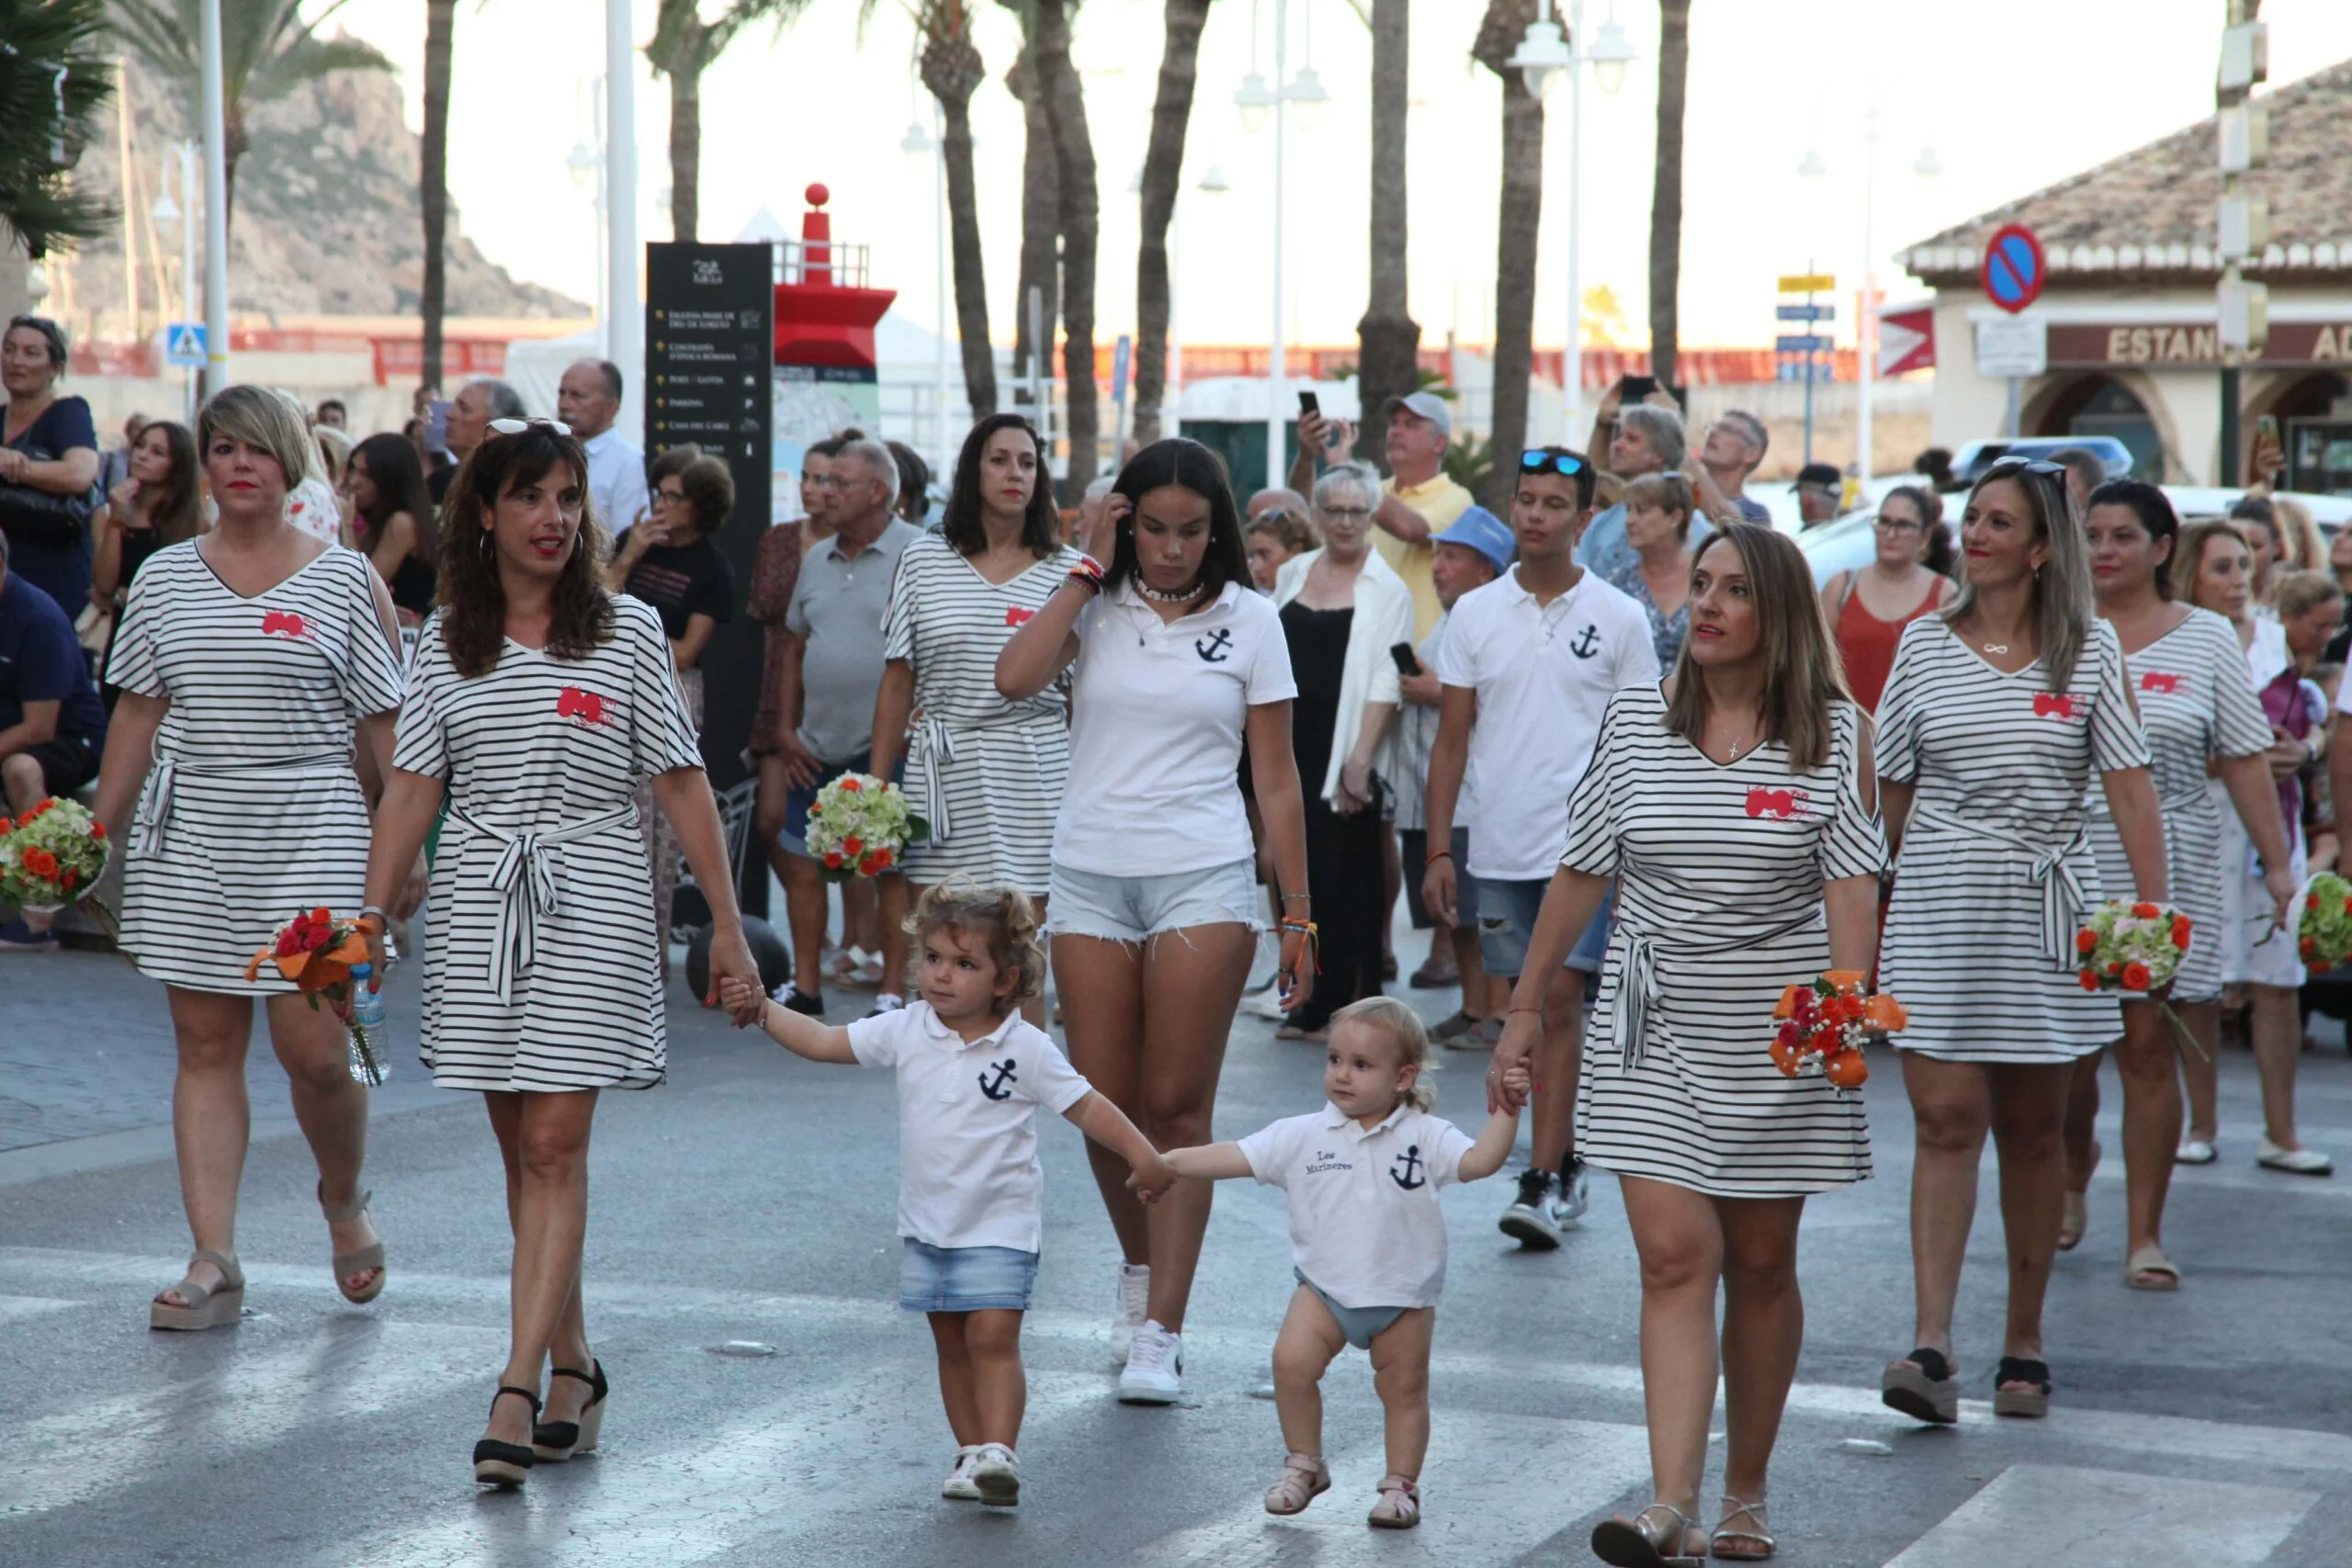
871, 414, 1078, 1020
1874, 457, 2167, 1427
2061, 483, 2292, 1288
1493, 524, 1883, 1567
355, 421, 763, 1485
89, 385, 416, 1328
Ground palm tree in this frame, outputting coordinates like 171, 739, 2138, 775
649, 0, 810, 245
1353, 0, 1415, 475
0, 0, 115, 259
1648, 0, 1689, 392
1130, 0, 1212, 447
420, 0, 455, 389
1027, 0, 1100, 491
1003, 43, 1057, 412
1472, 0, 1542, 511
109, 0, 390, 229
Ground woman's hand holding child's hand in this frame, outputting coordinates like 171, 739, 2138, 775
718, 974, 765, 1024
1499, 1063, 1532, 1105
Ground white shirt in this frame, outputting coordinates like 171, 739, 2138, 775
1237, 1102, 1479, 1309
1437, 566, 1660, 881
583, 427, 650, 537
1056, 579, 1296, 876
847, 1000, 1093, 1253
284, 476, 341, 544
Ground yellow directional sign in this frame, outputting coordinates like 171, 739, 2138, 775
1778, 274, 1836, 294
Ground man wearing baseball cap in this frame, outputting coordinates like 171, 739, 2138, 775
1794, 461, 1844, 527
1350, 392, 1470, 642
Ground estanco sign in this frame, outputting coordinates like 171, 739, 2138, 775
2048, 319, 2352, 368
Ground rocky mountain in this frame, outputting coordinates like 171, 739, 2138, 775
53, 53, 582, 326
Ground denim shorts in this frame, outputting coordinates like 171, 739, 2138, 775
1477, 879, 1612, 977
899, 1238, 1039, 1313
778, 750, 906, 858
1295, 1269, 1408, 1350
1399, 827, 1480, 931
1047, 858, 1262, 943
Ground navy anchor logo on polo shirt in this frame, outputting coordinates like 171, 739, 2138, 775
978, 1058, 1019, 1100
1389, 1145, 1426, 1190
1194, 627, 1235, 663
1568, 624, 1600, 659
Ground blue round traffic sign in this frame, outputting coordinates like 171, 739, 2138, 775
1981, 223, 2044, 315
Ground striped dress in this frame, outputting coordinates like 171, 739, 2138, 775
2086, 609, 2271, 1004
882, 533, 1079, 894
109, 542, 404, 993
390, 597, 703, 1091
1565, 686, 1884, 1196
1877, 615, 2153, 1063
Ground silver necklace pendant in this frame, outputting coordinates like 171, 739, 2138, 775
1982, 642, 2009, 654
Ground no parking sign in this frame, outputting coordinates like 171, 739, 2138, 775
1981, 224, 2045, 314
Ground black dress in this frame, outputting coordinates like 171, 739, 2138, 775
1280, 600, 1385, 1032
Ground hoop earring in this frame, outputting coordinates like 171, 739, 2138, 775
479, 527, 494, 555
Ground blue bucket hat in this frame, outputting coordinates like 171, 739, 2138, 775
1434, 505, 1513, 576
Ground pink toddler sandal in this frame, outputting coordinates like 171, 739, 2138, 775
1263, 1451, 1329, 1516
1367, 1474, 1419, 1529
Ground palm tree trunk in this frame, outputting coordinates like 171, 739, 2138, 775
1477, 2, 1544, 512
937, 92, 997, 418
667, 22, 707, 243
1355, 0, 1417, 475
1035, 0, 1099, 492
1647, 0, 1690, 393
1132, 0, 1213, 447
1007, 51, 1058, 407
420, 0, 457, 390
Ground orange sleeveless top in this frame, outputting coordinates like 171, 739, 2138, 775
1837, 576, 1942, 713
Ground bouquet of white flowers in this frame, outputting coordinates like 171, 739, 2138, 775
803, 773, 927, 884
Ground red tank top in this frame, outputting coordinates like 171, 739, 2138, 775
1837, 576, 1942, 712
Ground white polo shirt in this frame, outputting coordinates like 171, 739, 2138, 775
847, 1001, 1094, 1254
1436, 566, 1659, 882
1056, 579, 1295, 876
583, 427, 650, 536
1237, 1103, 1479, 1310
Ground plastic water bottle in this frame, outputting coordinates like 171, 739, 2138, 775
346, 963, 391, 1087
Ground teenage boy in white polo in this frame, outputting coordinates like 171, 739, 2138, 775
1419, 447, 1658, 1248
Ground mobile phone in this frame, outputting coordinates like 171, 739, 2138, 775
1298, 389, 1320, 418
423, 399, 452, 454
1618, 374, 1657, 402
1389, 641, 1420, 676
2256, 413, 2280, 446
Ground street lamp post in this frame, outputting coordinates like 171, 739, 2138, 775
568, 82, 606, 362
605, 0, 639, 439
1238, 0, 1326, 491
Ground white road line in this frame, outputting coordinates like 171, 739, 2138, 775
0, 1295, 76, 1324
1883, 1463, 2318, 1568
1143, 1412, 1652, 1567
0, 1320, 503, 1520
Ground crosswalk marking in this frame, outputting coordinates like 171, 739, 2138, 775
0, 1295, 76, 1324
1143, 1412, 1651, 1567
1883, 1464, 2319, 1568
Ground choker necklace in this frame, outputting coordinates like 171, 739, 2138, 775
1137, 579, 1205, 604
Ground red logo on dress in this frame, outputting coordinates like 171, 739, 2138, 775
261, 610, 310, 639
2141, 671, 2181, 694
1005, 606, 1036, 627
2034, 694, 2077, 720
1745, 787, 1812, 820
556, 687, 609, 727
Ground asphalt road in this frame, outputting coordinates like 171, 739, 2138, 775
4, 923, 2350, 1568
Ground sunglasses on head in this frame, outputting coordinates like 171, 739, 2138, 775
487, 417, 572, 439
1519, 449, 1589, 479
1983, 456, 2068, 479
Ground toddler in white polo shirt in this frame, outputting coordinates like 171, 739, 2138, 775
725, 884, 1176, 1510
1140, 997, 1526, 1530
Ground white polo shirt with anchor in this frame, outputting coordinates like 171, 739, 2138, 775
1238, 1102, 1480, 1309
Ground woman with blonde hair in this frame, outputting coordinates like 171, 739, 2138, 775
1604, 471, 1698, 668
90, 383, 422, 1328
1494, 523, 1884, 1564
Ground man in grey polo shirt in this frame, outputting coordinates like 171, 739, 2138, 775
775, 437, 922, 1016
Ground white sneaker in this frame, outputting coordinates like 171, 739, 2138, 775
1498, 1168, 1566, 1250
970, 1441, 1021, 1506
941, 1445, 982, 1501
1557, 1156, 1591, 1225
1118, 1320, 1184, 1404
1242, 985, 1288, 1021
865, 992, 905, 1019
1111, 1262, 1150, 1366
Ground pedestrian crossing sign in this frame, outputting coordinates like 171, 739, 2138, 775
164, 322, 207, 367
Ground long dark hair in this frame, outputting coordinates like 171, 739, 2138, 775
1663, 524, 1851, 774
132, 420, 204, 545
351, 432, 440, 567
2086, 478, 2180, 599
1107, 437, 1250, 597
940, 413, 1059, 559
435, 424, 613, 678
1882, 483, 1951, 575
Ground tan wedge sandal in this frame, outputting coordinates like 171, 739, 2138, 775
149, 1250, 244, 1331
320, 1184, 386, 1304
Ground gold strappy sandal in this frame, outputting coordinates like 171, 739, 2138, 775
1712, 1495, 1776, 1561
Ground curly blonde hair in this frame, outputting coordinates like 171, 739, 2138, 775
903, 881, 1049, 1007
1331, 996, 1438, 1112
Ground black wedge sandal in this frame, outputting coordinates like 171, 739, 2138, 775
533, 1360, 609, 1461
1992, 1356, 2052, 1418
473, 1385, 542, 1487
1881, 1347, 1959, 1425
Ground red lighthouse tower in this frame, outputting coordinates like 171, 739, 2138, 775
772, 184, 897, 462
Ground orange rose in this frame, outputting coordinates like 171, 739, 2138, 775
2075, 928, 2098, 955
2120, 961, 2150, 990
823, 851, 844, 870
2171, 918, 2191, 950
2132, 902, 2160, 919
89, 821, 105, 840
2079, 970, 2099, 991
1825, 1051, 1870, 1089
2302, 937, 2319, 959
869, 847, 892, 870
311, 906, 332, 925
840, 778, 863, 792
843, 836, 864, 856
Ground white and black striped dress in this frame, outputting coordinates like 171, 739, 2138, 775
1565, 686, 1884, 1196
109, 542, 404, 993
2086, 610, 2271, 1004
1877, 616, 2153, 1062
882, 533, 1079, 894
390, 597, 703, 1091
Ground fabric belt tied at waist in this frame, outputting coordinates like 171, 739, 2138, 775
455, 802, 639, 1002
1611, 910, 1820, 1072
135, 750, 352, 855
1912, 805, 2088, 971
909, 711, 1041, 845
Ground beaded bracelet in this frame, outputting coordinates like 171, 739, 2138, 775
1066, 555, 1105, 595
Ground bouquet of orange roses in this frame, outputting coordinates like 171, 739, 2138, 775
0, 796, 108, 914
1771, 969, 1905, 1090
245, 907, 387, 1086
